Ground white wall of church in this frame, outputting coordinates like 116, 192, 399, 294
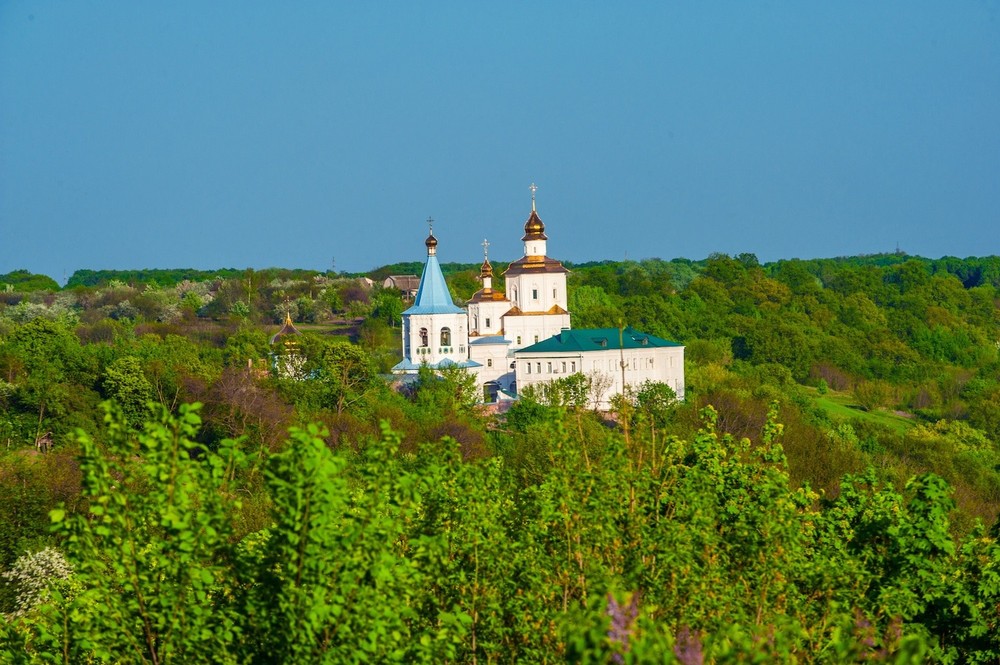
505, 271, 567, 313
469, 346, 514, 388
503, 313, 571, 352
402, 312, 468, 366
515, 346, 685, 409
467, 299, 509, 337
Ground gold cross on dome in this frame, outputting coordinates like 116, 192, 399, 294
529, 183, 538, 211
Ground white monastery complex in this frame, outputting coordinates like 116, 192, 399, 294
392, 186, 685, 408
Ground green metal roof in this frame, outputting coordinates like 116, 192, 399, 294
517, 327, 683, 353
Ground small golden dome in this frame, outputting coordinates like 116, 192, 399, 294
425, 233, 438, 250
522, 210, 548, 241
480, 258, 493, 278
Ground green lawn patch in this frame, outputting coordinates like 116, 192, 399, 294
805, 388, 916, 434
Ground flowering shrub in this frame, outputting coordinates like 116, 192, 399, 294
1, 547, 73, 616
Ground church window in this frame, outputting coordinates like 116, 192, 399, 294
547, 362, 552, 373
561, 361, 566, 373
487, 358, 493, 367
536, 362, 541, 374
419, 328, 429, 347
516, 336, 522, 345
440, 327, 452, 347
473, 315, 478, 330
571, 361, 576, 372
553, 289, 557, 298
534, 335, 539, 343
459, 345, 465, 353
526, 363, 532, 374
485, 317, 491, 328
532, 289, 538, 300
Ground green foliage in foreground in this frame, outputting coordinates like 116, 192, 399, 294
2, 404, 1000, 663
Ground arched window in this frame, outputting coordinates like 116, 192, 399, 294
440, 327, 451, 347
419, 327, 429, 347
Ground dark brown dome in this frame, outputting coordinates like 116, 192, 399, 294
425, 233, 438, 250
521, 210, 548, 241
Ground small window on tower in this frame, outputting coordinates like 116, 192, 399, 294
553, 289, 557, 298
485, 317, 491, 328
419, 328, 429, 347
487, 358, 493, 367
534, 335, 539, 343
517, 336, 522, 345
532, 289, 538, 300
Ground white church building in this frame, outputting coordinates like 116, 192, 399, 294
391, 188, 684, 407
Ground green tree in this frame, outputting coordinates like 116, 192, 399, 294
101, 356, 154, 426
855, 379, 893, 412
0, 318, 100, 442
370, 288, 404, 327
0, 270, 60, 292
43, 403, 246, 664
568, 285, 621, 328
298, 340, 380, 415
413, 364, 479, 415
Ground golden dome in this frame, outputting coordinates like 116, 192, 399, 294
522, 210, 548, 241
480, 257, 494, 278
425, 233, 438, 251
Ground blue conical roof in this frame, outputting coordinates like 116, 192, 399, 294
403, 252, 465, 315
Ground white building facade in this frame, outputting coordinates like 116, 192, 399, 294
513, 327, 685, 409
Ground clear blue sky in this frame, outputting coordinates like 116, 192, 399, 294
2, 2, 998, 282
